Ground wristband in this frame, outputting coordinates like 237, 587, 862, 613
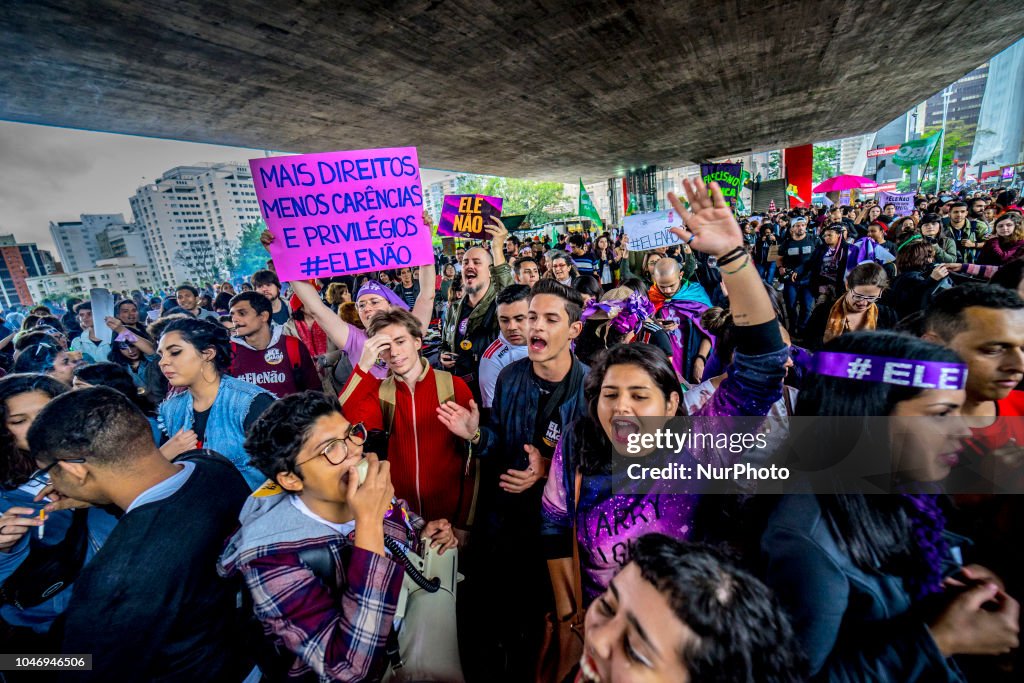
715, 246, 748, 267
720, 255, 751, 275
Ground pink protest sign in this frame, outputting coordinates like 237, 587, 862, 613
249, 147, 433, 281
436, 194, 503, 238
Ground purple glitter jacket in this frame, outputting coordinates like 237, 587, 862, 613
540, 345, 790, 604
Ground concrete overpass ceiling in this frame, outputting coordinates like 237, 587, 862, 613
2, 1, 1022, 181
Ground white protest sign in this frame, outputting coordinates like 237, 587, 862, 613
877, 191, 915, 217
90, 287, 116, 345
623, 210, 684, 252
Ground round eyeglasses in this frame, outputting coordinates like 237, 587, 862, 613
295, 423, 368, 468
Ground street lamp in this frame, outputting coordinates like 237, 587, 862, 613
935, 86, 953, 195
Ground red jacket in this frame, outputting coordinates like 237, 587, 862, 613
340, 360, 474, 525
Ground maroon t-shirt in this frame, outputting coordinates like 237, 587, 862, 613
228, 333, 319, 397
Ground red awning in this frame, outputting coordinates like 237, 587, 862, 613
981, 170, 1002, 179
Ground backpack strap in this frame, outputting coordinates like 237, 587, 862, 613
379, 376, 398, 435
433, 369, 455, 405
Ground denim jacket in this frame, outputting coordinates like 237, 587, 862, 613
158, 375, 272, 490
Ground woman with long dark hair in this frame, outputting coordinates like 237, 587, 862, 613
0, 374, 117, 647
156, 318, 273, 489
542, 177, 790, 612
758, 331, 1018, 680
919, 213, 957, 264
12, 342, 83, 385
591, 234, 621, 290
977, 213, 1024, 266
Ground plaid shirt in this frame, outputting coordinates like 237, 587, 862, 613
238, 537, 404, 682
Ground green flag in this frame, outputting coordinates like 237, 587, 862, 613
625, 194, 639, 216
892, 133, 940, 168
737, 170, 751, 213
578, 179, 603, 228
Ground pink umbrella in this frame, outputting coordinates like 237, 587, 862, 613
813, 175, 878, 193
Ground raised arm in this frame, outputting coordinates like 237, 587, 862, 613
260, 230, 353, 349
668, 178, 776, 327
412, 262, 436, 331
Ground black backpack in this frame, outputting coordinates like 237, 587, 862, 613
0, 508, 90, 609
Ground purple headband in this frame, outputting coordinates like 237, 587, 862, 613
580, 292, 655, 335
356, 280, 410, 311
813, 352, 967, 390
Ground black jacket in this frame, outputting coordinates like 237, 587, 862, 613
803, 300, 898, 351
762, 495, 963, 682
58, 451, 251, 682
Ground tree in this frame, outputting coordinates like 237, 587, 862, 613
173, 239, 233, 286
455, 175, 571, 225
229, 220, 270, 281
813, 146, 840, 183
766, 151, 782, 180
919, 120, 977, 191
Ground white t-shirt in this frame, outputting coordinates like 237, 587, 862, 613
290, 495, 357, 536
478, 333, 529, 408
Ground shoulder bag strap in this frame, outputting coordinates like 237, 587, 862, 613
571, 470, 585, 626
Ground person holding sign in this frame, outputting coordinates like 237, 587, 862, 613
439, 217, 512, 403
69, 302, 112, 363
261, 217, 436, 382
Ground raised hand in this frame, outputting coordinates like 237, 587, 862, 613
358, 334, 392, 372
667, 178, 744, 258
485, 216, 509, 245
436, 399, 480, 441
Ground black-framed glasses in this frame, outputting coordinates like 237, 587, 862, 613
848, 291, 882, 303
295, 423, 368, 468
29, 458, 87, 485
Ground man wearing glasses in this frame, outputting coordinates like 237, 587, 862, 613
218, 390, 456, 681
26, 386, 252, 681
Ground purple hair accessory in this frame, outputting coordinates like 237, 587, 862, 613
580, 292, 655, 335
900, 493, 949, 599
813, 352, 967, 390
355, 280, 410, 311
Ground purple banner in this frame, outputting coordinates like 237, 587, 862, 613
437, 194, 503, 238
813, 352, 967, 390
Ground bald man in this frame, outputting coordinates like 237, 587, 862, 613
440, 218, 513, 403
650, 256, 711, 309
649, 254, 714, 382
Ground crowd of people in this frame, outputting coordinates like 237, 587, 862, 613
0, 177, 1022, 682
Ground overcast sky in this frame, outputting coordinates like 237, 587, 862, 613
0, 121, 456, 259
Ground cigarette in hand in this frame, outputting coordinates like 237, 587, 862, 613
38, 509, 46, 540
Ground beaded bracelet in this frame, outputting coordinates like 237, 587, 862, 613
720, 254, 751, 275
715, 246, 748, 268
